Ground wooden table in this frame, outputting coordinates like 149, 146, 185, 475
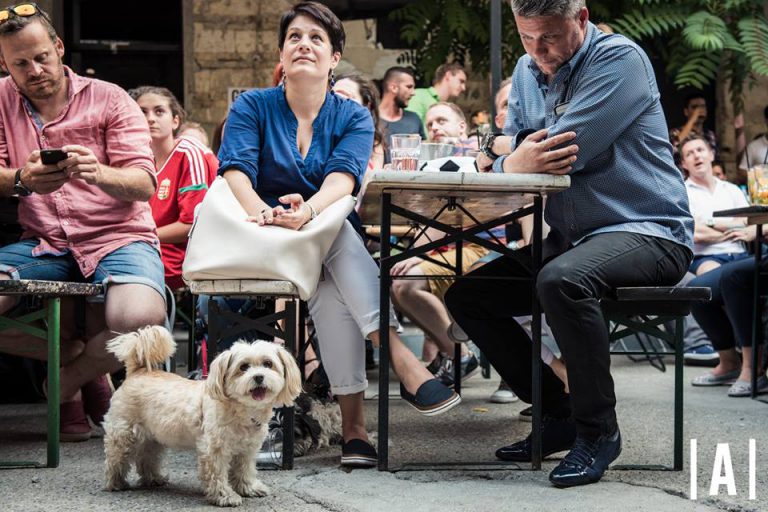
359, 170, 570, 470
713, 206, 768, 403
0, 279, 104, 468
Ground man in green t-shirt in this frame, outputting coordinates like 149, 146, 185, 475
406, 62, 467, 129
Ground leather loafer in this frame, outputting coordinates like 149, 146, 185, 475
400, 379, 461, 416
549, 428, 622, 487
341, 438, 377, 468
495, 414, 576, 462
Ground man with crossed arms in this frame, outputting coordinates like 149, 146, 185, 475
448, 0, 693, 487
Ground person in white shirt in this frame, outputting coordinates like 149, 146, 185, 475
686, 132, 766, 395
682, 135, 752, 276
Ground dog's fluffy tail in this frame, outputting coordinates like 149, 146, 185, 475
106, 325, 176, 376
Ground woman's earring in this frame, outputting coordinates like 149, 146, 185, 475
281, 68, 287, 86
329, 70, 335, 88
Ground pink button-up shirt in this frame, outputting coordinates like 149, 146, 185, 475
0, 68, 158, 277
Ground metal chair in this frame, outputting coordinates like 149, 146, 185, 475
602, 286, 711, 471
0, 279, 103, 469
187, 279, 303, 470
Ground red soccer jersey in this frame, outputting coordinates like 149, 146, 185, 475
149, 136, 218, 289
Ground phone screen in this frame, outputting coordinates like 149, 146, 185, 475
41, 149, 68, 165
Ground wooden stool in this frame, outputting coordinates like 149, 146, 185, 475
0, 279, 104, 468
188, 279, 303, 470
602, 286, 711, 471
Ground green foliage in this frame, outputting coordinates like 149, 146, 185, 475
390, 0, 627, 84
739, 17, 768, 75
391, 0, 768, 114
674, 49, 722, 89
611, 0, 768, 113
390, 0, 517, 84
683, 12, 728, 51
610, 6, 688, 40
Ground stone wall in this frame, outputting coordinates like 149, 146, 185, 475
184, 8, 493, 137
185, 0, 291, 135
717, 77, 768, 181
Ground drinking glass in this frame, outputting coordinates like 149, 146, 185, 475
390, 134, 421, 171
747, 165, 768, 205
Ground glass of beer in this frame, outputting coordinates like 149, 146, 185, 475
747, 165, 768, 205
390, 134, 421, 171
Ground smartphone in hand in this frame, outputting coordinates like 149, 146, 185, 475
40, 148, 68, 165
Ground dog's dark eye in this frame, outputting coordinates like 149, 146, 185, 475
263, 360, 273, 369
239, 363, 249, 372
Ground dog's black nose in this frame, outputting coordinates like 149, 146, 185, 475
254, 375, 264, 385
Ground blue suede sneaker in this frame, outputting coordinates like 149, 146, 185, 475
548, 428, 622, 488
400, 379, 461, 416
684, 345, 719, 367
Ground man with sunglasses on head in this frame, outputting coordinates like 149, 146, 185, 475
446, 0, 693, 487
0, 3, 166, 441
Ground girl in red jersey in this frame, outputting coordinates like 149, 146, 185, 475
131, 86, 218, 290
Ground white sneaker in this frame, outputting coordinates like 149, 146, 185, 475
489, 380, 518, 403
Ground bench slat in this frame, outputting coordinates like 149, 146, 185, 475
187, 279, 299, 297
0, 279, 104, 297
609, 287, 711, 302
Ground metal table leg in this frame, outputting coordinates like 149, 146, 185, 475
673, 316, 684, 470
378, 192, 392, 471
46, 298, 61, 468
752, 225, 763, 399
530, 195, 543, 470
281, 299, 296, 470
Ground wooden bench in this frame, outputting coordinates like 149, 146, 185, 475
601, 286, 711, 471
0, 279, 104, 468
187, 279, 303, 470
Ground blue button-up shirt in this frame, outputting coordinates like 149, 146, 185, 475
494, 22, 693, 250
217, 86, 373, 232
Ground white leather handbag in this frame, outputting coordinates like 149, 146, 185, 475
182, 177, 356, 300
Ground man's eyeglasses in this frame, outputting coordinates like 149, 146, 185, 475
0, 3, 43, 25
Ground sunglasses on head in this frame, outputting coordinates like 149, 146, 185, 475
0, 3, 43, 25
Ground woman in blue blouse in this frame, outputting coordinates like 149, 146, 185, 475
218, 1, 459, 467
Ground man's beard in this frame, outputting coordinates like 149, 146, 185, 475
394, 95, 408, 109
21, 68, 64, 101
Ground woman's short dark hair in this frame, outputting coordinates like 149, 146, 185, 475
278, 1, 345, 55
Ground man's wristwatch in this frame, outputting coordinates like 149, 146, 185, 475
13, 168, 32, 196
480, 132, 503, 160
705, 218, 715, 228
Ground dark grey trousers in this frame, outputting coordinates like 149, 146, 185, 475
445, 231, 691, 437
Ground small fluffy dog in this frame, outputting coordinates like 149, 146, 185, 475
103, 326, 301, 507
